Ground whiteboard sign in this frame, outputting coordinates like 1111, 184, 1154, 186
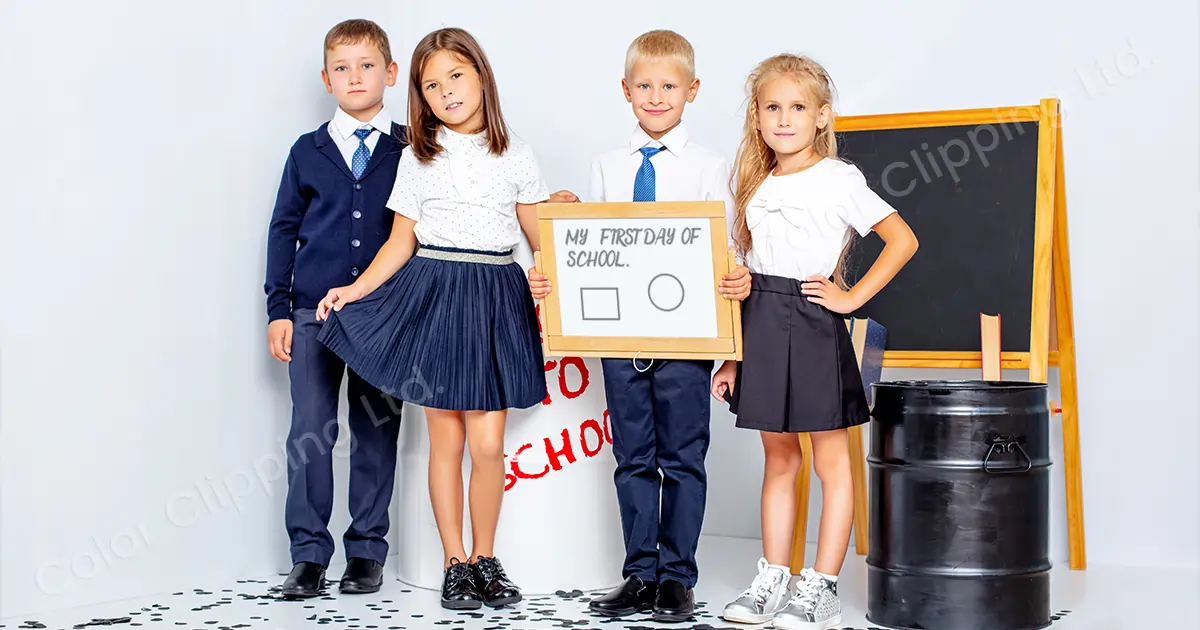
535, 202, 742, 361
555, 217, 717, 338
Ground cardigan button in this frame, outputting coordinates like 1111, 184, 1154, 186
351, 239, 361, 248
354, 183, 362, 191
352, 210, 362, 219
351, 267, 360, 276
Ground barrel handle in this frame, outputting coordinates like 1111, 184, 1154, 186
983, 436, 1032, 474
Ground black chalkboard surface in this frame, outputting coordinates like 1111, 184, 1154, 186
837, 121, 1040, 353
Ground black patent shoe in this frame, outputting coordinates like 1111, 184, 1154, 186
471, 556, 522, 608
588, 575, 657, 617
441, 558, 482, 610
339, 557, 383, 594
280, 562, 325, 599
652, 579, 695, 622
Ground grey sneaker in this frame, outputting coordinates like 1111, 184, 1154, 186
721, 557, 791, 624
772, 568, 841, 630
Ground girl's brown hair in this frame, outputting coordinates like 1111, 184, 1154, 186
406, 28, 509, 163
730, 54, 855, 289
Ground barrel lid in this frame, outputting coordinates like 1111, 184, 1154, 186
872, 379, 1047, 391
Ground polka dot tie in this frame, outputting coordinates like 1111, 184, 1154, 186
351, 128, 373, 179
632, 146, 661, 202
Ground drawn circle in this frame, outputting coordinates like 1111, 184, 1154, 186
647, 273, 685, 312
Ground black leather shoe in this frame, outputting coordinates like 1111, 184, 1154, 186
588, 575, 657, 617
339, 557, 383, 594
471, 556, 522, 608
652, 579, 694, 622
280, 562, 325, 599
440, 558, 482, 610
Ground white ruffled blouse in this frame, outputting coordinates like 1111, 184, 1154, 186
386, 127, 550, 252
744, 158, 897, 281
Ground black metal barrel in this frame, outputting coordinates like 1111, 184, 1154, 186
866, 380, 1052, 630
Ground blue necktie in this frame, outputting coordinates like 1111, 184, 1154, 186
351, 128, 373, 179
633, 146, 662, 202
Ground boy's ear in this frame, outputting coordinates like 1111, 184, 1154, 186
386, 60, 399, 87
621, 78, 633, 103
321, 68, 334, 95
687, 77, 700, 103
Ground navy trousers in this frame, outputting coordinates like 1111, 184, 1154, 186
285, 308, 402, 567
601, 357, 713, 588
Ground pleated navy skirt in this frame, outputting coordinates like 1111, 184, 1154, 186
729, 272, 870, 433
316, 244, 547, 412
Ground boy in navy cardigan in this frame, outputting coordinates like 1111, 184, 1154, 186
263, 18, 408, 599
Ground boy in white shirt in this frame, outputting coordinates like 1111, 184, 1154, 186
531, 29, 750, 622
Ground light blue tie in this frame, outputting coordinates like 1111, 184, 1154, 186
351, 128, 373, 179
633, 146, 662, 202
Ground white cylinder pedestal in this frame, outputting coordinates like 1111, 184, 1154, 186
393, 357, 626, 594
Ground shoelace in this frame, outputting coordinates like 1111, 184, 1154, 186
474, 557, 506, 583
740, 559, 784, 605
788, 571, 824, 611
447, 561, 474, 588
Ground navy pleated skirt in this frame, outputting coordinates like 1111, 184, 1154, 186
316, 244, 547, 412
729, 272, 870, 433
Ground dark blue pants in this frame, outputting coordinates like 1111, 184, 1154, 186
601, 357, 713, 588
285, 308, 402, 567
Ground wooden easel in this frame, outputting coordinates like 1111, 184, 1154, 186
791, 98, 1086, 570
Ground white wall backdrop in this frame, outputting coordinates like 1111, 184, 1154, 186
2, 0, 1197, 619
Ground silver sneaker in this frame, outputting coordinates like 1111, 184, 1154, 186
772, 568, 841, 630
721, 557, 791, 624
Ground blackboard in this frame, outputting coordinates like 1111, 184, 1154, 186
837, 121, 1041, 354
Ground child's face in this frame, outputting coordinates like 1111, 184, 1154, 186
622, 58, 699, 139
419, 49, 485, 134
756, 75, 831, 157
322, 41, 398, 118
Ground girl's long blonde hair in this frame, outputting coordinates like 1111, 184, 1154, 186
731, 54, 855, 289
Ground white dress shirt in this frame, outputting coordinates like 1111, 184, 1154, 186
386, 127, 550, 252
744, 158, 897, 281
588, 122, 736, 250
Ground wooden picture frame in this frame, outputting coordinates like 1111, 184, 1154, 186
533, 201, 743, 362
838, 98, 1086, 570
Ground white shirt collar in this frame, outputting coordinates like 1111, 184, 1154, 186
330, 106, 393, 140
438, 126, 490, 154
629, 121, 689, 156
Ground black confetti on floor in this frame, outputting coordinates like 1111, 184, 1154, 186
1, 580, 1094, 630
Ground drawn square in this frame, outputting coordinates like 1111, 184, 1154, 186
581, 287, 621, 321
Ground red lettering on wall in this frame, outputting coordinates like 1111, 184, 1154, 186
542, 359, 557, 405
557, 357, 589, 399
545, 428, 577, 471
580, 419, 604, 457
503, 412, 613, 492
511, 442, 549, 480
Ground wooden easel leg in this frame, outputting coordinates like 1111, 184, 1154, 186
790, 433, 814, 572
980, 314, 1003, 381
847, 424, 869, 555
1052, 118, 1087, 570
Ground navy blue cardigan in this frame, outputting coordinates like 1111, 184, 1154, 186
264, 122, 408, 321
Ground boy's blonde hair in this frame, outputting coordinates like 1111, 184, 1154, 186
624, 30, 695, 80
324, 19, 393, 67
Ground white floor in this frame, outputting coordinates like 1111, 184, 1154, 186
3, 535, 1197, 630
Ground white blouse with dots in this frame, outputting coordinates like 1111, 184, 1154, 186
386, 127, 551, 252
